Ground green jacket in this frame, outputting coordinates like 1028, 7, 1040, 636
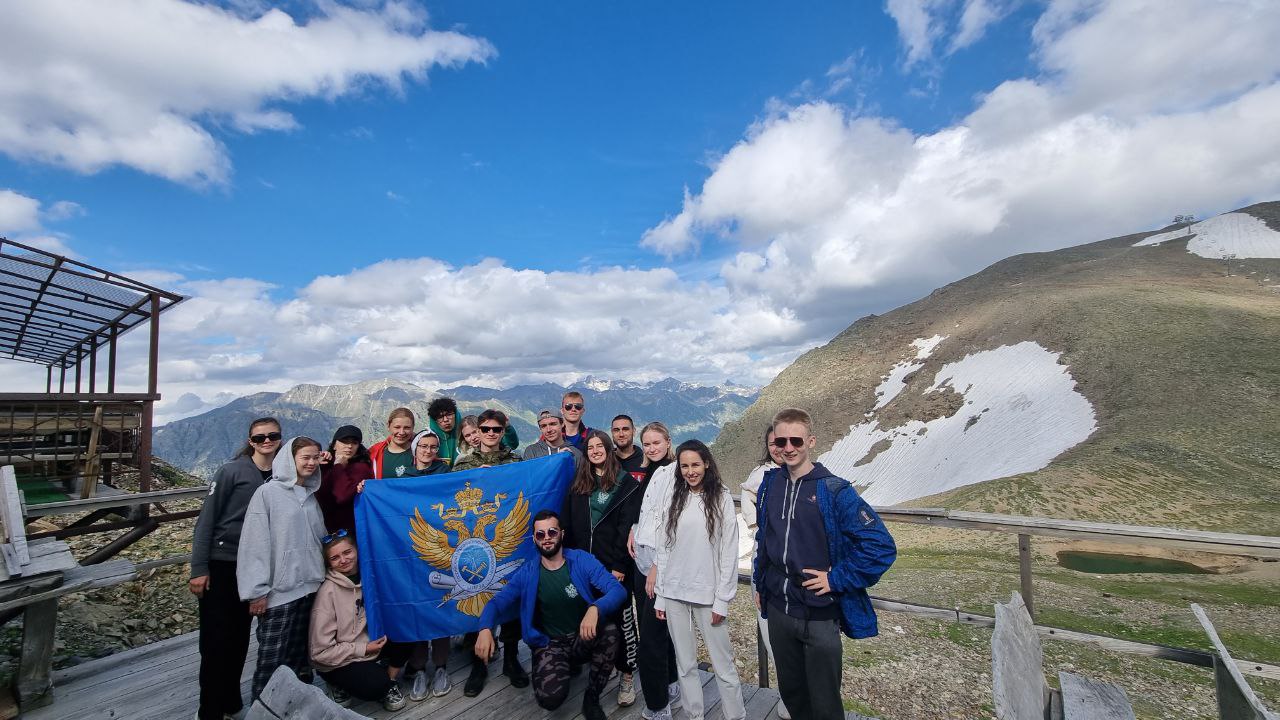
450, 447, 522, 472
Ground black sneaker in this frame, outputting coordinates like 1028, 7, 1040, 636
582, 692, 607, 720
463, 661, 488, 697
382, 683, 406, 711
503, 654, 530, 689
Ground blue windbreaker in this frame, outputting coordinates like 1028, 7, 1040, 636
753, 464, 897, 638
479, 547, 626, 648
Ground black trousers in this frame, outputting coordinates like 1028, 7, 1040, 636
319, 660, 393, 701
767, 610, 845, 720
633, 568, 679, 711
197, 560, 253, 720
464, 619, 521, 663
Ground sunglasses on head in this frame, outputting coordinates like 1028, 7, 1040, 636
479, 425, 504, 434
772, 436, 807, 449
250, 431, 283, 444
322, 528, 350, 545
533, 527, 561, 541
563, 403, 584, 411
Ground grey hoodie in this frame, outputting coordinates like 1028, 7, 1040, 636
236, 438, 327, 608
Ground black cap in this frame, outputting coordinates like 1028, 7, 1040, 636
332, 425, 362, 444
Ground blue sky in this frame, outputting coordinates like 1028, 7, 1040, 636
2, 0, 1279, 423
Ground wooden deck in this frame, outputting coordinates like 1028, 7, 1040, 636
22, 630, 872, 719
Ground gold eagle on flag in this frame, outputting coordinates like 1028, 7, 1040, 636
409, 481, 529, 617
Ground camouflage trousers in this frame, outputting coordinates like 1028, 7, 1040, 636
531, 622, 620, 710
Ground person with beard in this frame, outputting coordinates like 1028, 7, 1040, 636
611, 415, 645, 480
475, 510, 625, 720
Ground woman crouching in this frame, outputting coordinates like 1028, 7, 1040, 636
308, 530, 409, 711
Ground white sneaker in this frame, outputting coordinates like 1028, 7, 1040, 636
641, 705, 674, 720
382, 683, 407, 711
409, 669, 429, 701
430, 666, 452, 697
668, 681, 682, 709
778, 702, 792, 719
617, 674, 636, 706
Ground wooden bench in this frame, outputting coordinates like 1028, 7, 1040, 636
993, 592, 1135, 720
0, 465, 143, 711
1192, 604, 1279, 720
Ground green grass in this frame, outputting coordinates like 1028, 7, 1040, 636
1035, 607, 1280, 664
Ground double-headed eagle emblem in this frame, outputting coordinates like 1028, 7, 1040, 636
409, 481, 529, 617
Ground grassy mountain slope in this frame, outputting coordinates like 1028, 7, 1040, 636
715, 202, 1280, 534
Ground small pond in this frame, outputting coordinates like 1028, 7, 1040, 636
1056, 551, 1211, 575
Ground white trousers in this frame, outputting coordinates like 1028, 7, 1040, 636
756, 611, 791, 719
664, 599, 745, 720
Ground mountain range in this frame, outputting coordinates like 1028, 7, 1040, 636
153, 377, 756, 480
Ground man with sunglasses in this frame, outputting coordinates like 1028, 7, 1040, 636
476, 510, 624, 720
560, 391, 590, 450
450, 409, 523, 472
449, 409, 527, 694
751, 408, 897, 720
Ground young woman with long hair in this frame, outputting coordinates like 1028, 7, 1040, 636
368, 407, 415, 479
741, 425, 790, 718
455, 415, 481, 459
317, 425, 374, 534
237, 436, 329, 700
190, 417, 282, 720
654, 440, 744, 720
628, 421, 681, 718
561, 429, 642, 707
308, 530, 407, 711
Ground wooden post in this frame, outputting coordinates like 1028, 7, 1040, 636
1018, 534, 1035, 621
80, 406, 104, 499
13, 599, 57, 708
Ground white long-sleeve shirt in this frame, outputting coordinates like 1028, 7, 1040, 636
632, 462, 676, 574
654, 490, 739, 616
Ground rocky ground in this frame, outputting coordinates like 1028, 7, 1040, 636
3, 477, 1276, 719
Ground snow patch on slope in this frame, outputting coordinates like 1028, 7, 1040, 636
873, 335, 948, 410
1134, 212, 1280, 259
821, 341, 1096, 506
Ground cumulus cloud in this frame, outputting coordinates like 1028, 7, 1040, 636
0, 188, 82, 257
0, 0, 494, 185
646, 0, 1280, 344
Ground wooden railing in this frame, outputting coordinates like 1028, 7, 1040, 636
736, 503, 1280, 693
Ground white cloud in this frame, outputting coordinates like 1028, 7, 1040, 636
0, 0, 495, 185
0, 190, 42, 234
886, 0, 1019, 66
644, 0, 1280, 345
0, 189, 81, 257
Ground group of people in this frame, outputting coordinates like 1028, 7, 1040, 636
189, 391, 897, 720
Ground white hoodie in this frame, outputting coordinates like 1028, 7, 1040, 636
236, 438, 327, 608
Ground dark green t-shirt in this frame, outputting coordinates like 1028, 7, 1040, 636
383, 449, 413, 478
589, 475, 618, 526
536, 563, 588, 638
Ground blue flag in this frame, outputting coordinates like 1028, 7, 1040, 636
355, 453, 574, 641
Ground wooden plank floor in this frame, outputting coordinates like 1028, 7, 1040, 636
23, 630, 873, 719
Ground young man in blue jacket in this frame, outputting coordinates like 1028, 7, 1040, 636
476, 509, 626, 720
752, 408, 897, 720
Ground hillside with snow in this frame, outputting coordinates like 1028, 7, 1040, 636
715, 201, 1280, 534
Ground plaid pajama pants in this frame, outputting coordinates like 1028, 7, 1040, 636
252, 593, 316, 699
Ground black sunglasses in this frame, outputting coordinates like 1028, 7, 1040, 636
322, 528, 351, 545
563, 403, 584, 411
533, 527, 561, 540
479, 425, 504, 434
250, 431, 283, 443
772, 436, 807, 449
